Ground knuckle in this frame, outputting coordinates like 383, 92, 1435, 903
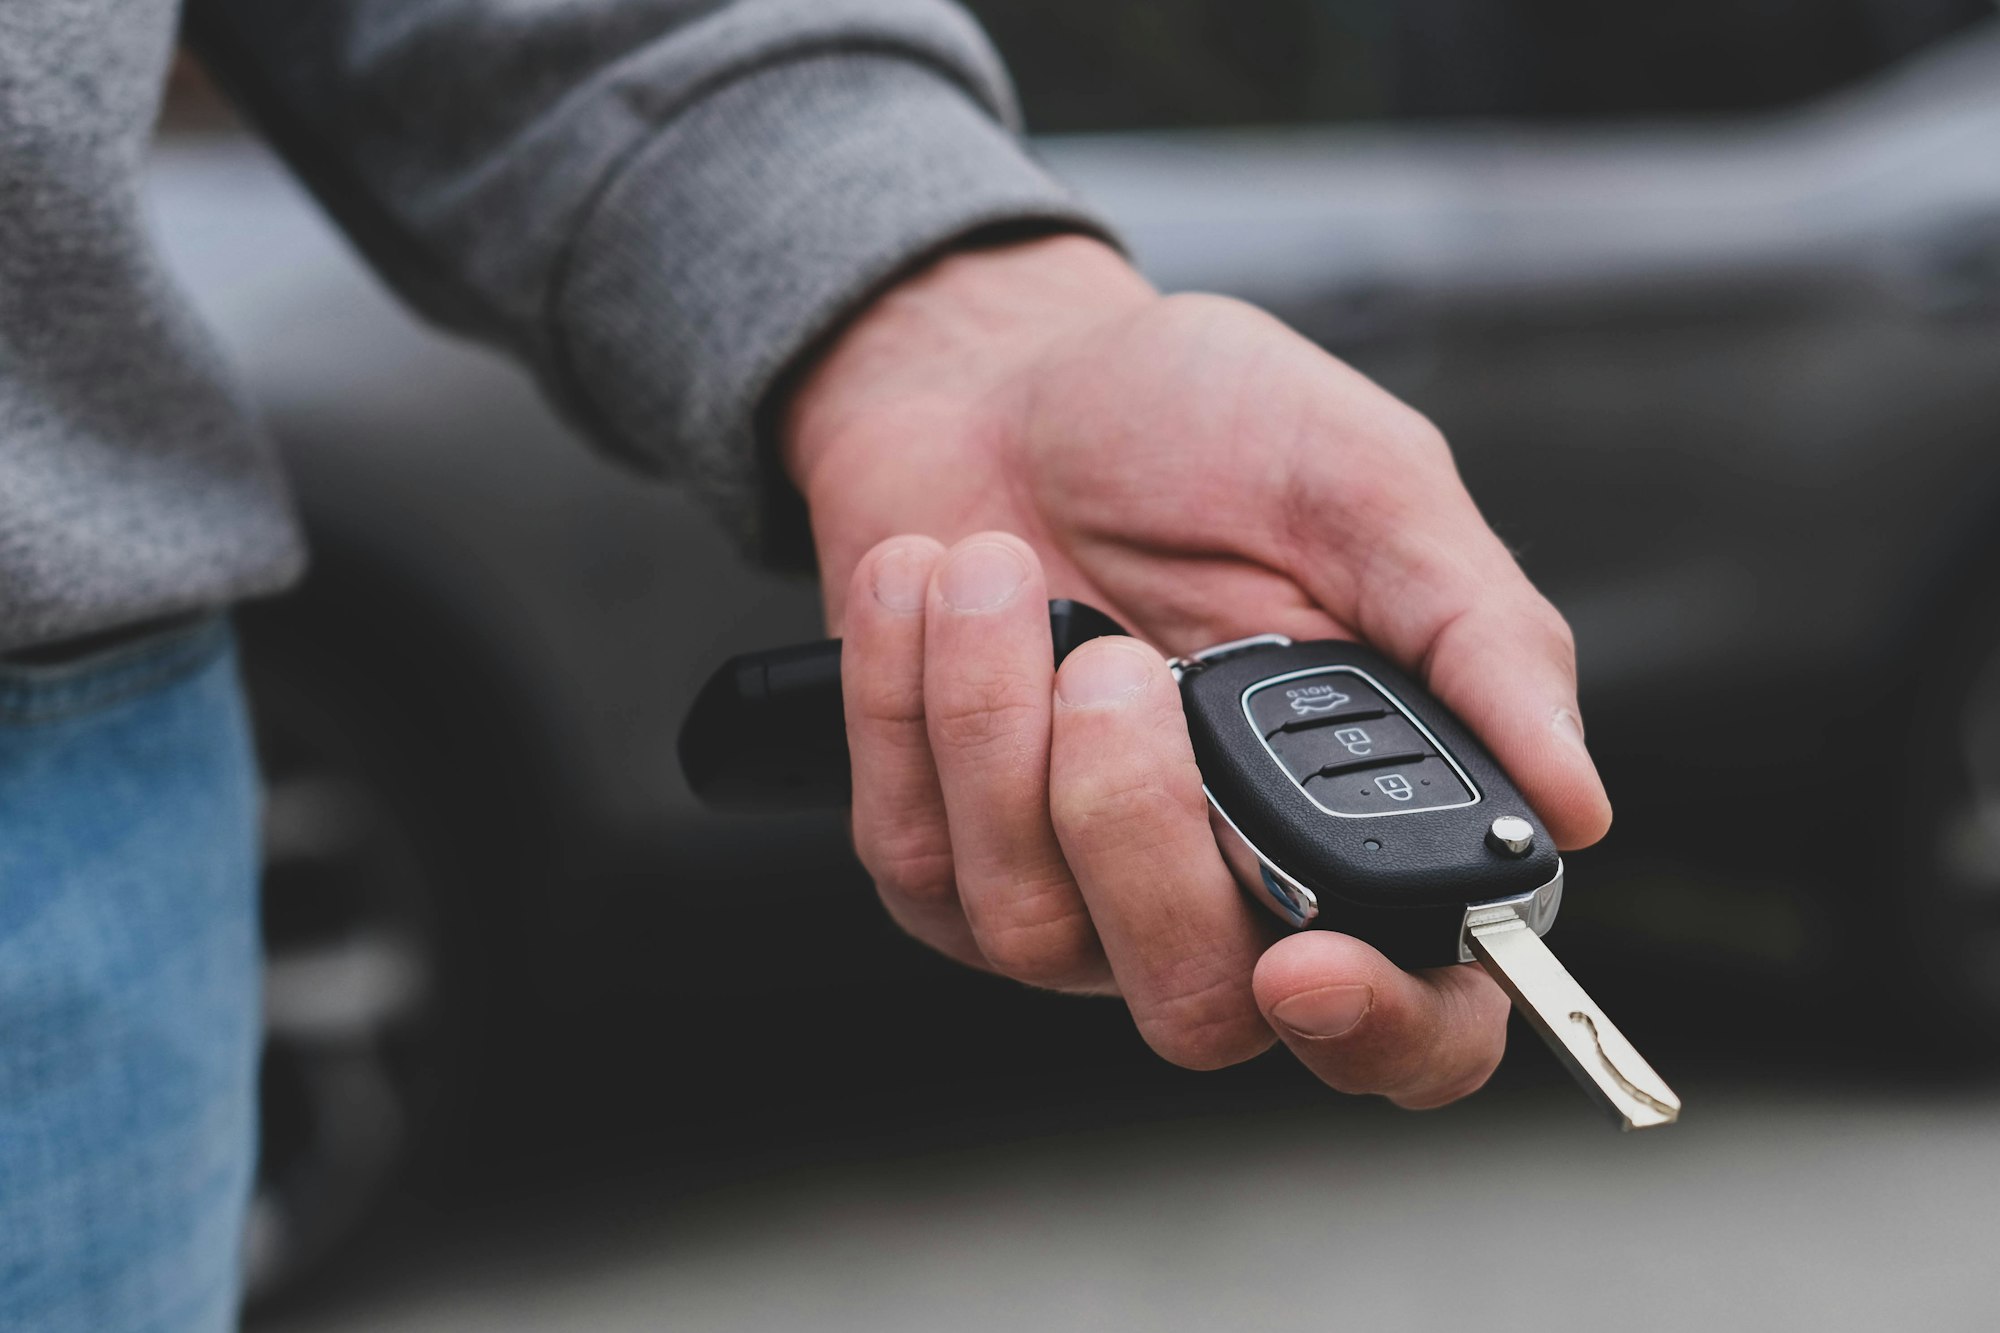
1514, 596, 1576, 659
856, 831, 956, 908
1540, 610, 1580, 672
972, 890, 1103, 989
1049, 767, 1176, 844
851, 672, 925, 729
927, 673, 1043, 755
1135, 972, 1270, 1071
1390, 405, 1450, 457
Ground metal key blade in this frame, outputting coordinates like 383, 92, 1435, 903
1465, 903, 1681, 1131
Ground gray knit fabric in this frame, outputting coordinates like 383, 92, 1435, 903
0, 0, 1107, 652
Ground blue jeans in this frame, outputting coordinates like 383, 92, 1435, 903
0, 618, 258, 1333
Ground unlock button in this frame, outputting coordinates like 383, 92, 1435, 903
1307, 756, 1473, 815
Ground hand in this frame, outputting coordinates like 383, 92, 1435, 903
782, 235, 1611, 1108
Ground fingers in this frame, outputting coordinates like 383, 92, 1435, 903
923, 534, 1110, 990
845, 534, 1509, 1104
1283, 415, 1612, 850
1415, 594, 1612, 850
841, 537, 986, 967
1253, 930, 1511, 1109
845, 532, 1111, 989
1050, 638, 1275, 1069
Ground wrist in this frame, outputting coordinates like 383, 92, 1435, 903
781, 233, 1154, 497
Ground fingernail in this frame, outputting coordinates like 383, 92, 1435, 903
1271, 984, 1373, 1039
1552, 706, 1590, 755
871, 546, 929, 613
1057, 642, 1153, 707
939, 542, 1028, 612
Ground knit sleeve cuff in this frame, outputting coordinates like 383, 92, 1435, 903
547, 52, 1115, 562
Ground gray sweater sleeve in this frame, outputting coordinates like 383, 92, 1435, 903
182, 0, 1112, 557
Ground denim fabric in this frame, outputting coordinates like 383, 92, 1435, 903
0, 619, 258, 1333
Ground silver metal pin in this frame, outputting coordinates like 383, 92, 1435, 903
1465, 901, 1682, 1131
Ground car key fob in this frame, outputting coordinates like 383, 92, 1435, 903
1171, 633, 1561, 970
681, 607, 1680, 1129
1172, 631, 1678, 1130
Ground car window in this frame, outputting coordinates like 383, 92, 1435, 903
963, 0, 1391, 133
1387, 0, 1995, 119
967, 0, 1995, 132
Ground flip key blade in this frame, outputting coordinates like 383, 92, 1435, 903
1465, 903, 1681, 1131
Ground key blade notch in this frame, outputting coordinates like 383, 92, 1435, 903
1465, 905, 1682, 1131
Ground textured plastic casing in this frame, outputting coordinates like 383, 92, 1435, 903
1180, 639, 1561, 968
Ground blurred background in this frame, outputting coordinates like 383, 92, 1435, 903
154, 1, 2000, 1327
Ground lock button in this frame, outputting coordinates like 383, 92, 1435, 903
1245, 671, 1391, 739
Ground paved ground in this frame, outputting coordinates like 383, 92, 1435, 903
254, 1071, 2000, 1333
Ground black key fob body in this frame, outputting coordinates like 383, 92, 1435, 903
1172, 634, 1563, 970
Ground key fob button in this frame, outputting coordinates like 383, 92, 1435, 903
1245, 671, 1392, 739
1303, 756, 1473, 815
1267, 714, 1435, 782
